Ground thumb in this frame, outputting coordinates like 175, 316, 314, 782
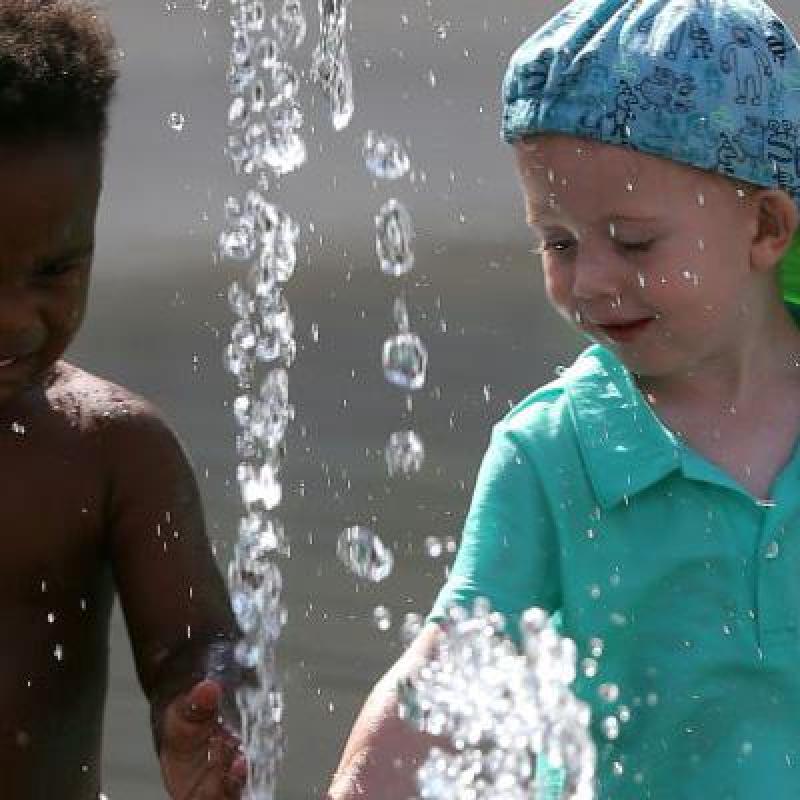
161, 679, 223, 753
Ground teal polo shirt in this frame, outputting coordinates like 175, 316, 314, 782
430, 344, 800, 799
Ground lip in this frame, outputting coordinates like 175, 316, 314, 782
0, 357, 18, 368
593, 318, 654, 343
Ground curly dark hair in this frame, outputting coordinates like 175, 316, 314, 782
0, 0, 117, 145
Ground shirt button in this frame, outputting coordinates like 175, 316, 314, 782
764, 540, 780, 559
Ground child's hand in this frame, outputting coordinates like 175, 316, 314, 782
158, 679, 246, 800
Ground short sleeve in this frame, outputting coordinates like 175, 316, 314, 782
428, 423, 562, 627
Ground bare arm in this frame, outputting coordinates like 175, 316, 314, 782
327, 624, 452, 800
100, 402, 240, 745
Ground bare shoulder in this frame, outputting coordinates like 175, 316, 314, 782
51, 360, 185, 460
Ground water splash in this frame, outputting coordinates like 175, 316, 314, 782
401, 602, 596, 799
312, 0, 354, 131
221, 1, 310, 797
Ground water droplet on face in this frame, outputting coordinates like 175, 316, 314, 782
382, 333, 428, 390
337, 526, 393, 582
386, 430, 425, 477
372, 605, 392, 631
47, 612, 55, 624
53, 644, 63, 662
168, 111, 186, 131
697, 192, 705, 207
375, 199, 414, 276
363, 131, 411, 181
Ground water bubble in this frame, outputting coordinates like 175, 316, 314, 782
425, 536, 443, 558
231, 319, 259, 351
11, 421, 25, 435
219, 223, 256, 261
598, 683, 620, 703
376, 199, 414, 276
602, 715, 620, 740
255, 36, 281, 70
336, 526, 394, 582
401, 612, 423, 642
272, 64, 299, 101
228, 281, 254, 317
168, 111, 186, 131
363, 131, 411, 180
765, 540, 780, 559
589, 637, 604, 658
237, 462, 282, 510
196, 0, 210, 8
382, 333, 428, 390
273, 0, 307, 49
372, 605, 392, 631
385, 430, 425, 477
232, 30, 253, 66
581, 657, 598, 678
53, 644, 64, 662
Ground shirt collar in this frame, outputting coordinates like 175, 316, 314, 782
564, 345, 681, 510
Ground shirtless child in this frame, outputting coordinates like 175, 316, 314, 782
0, 3, 244, 798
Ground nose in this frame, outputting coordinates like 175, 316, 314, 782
571, 248, 625, 302
0, 287, 46, 355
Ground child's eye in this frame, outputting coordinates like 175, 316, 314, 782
37, 260, 83, 278
538, 240, 574, 254
617, 240, 654, 253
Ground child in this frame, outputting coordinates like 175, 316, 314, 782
0, 2, 244, 797
328, 0, 800, 798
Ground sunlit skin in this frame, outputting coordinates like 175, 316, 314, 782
0, 141, 244, 799
516, 134, 800, 500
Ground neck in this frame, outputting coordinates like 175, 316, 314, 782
636, 301, 800, 414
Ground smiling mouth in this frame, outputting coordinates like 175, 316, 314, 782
594, 318, 655, 342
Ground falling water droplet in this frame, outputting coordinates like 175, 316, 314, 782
364, 131, 411, 180
425, 536, 443, 558
336, 526, 394, 582
168, 111, 186, 131
372, 605, 392, 631
385, 430, 425, 476
376, 199, 415, 276
382, 333, 428, 390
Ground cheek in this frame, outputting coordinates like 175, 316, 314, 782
542, 261, 573, 307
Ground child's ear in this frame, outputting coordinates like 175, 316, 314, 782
750, 190, 799, 273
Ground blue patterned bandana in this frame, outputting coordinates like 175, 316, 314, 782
502, 0, 800, 303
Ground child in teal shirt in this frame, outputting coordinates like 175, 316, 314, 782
328, 1, 800, 798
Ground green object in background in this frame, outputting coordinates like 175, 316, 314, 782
781, 229, 800, 308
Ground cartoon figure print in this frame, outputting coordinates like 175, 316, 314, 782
766, 19, 796, 68
721, 27, 773, 105
635, 10, 714, 60
637, 67, 697, 114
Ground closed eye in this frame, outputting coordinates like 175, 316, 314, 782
35, 260, 87, 279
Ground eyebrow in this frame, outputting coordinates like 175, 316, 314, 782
526, 211, 661, 227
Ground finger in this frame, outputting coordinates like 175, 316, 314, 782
184, 736, 228, 800
224, 755, 247, 799
162, 680, 223, 754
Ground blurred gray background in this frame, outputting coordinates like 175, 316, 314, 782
67, 1, 796, 798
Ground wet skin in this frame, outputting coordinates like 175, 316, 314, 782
0, 142, 239, 798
